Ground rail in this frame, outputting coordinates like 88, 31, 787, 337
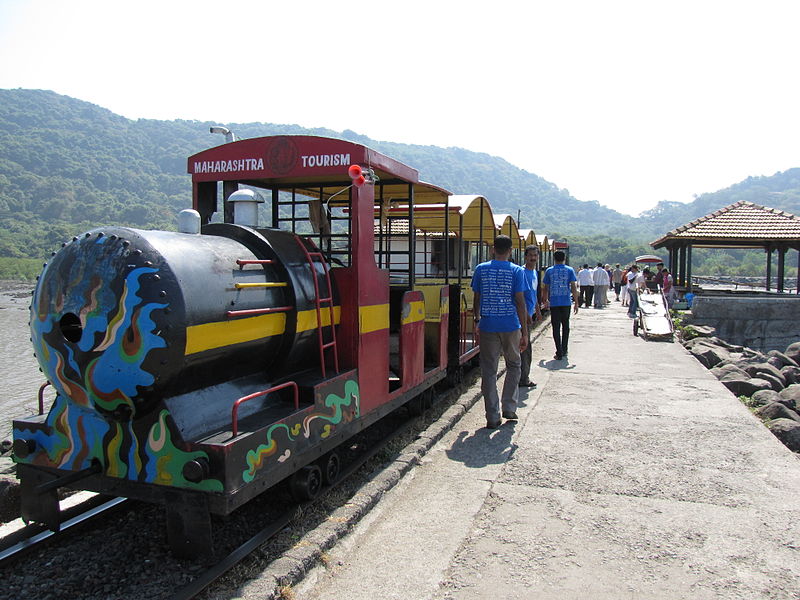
691, 275, 797, 293
231, 382, 299, 438
38, 381, 51, 415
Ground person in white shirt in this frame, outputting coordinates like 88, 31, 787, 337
577, 264, 594, 308
611, 264, 623, 301
626, 265, 646, 318
592, 262, 609, 308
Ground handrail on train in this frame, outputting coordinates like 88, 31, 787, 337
38, 381, 52, 415
231, 382, 299, 437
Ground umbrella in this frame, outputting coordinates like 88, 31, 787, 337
635, 255, 663, 264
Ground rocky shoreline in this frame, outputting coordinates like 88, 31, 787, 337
0, 280, 34, 309
681, 323, 800, 453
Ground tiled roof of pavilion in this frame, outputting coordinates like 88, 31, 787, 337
651, 201, 800, 247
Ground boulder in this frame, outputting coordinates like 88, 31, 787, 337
751, 389, 782, 407
688, 341, 731, 369
710, 363, 750, 381
767, 418, 800, 452
751, 372, 785, 392
705, 336, 745, 353
781, 366, 800, 385
683, 337, 708, 349
755, 401, 800, 423
767, 350, 799, 368
785, 342, 800, 364
721, 377, 771, 397
691, 325, 717, 337
742, 362, 786, 386
767, 356, 785, 370
779, 384, 800, 408
741, 347, 768, 362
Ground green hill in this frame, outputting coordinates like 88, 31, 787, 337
1, 88, 798, 278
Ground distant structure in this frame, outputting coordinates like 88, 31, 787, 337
650, 201, 800, 293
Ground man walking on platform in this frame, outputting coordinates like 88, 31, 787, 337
593, 262, 609, 308
472, 235, 529, 429
519, 245, 542, 388
542, 250, 578, 361
577, 264, 594, 308
612, 263, 623, 301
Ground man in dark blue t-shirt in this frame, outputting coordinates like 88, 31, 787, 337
542, 250, 579, 361
471, 235, 528, 429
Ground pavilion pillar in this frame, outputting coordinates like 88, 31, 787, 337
797, 249, 800, 294
777, 247, 786, 293
678, 245, 687, 288
766, 245, 772, 291
686, 245, 693, 291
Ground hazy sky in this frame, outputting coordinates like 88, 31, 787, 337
1, 0, 798, 216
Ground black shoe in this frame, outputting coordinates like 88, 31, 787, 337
502, 411, 518, 420
486, 420, 501, 429
519, 381, 537, 388
554, 353, 563, 360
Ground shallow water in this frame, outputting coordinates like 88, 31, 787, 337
0, 284, 43, 440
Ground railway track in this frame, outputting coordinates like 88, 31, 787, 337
0, 495, 128, 565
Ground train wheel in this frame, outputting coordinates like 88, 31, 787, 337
290, 464, 323, 502
319, 452, 340, 486
633, 321, 639, 336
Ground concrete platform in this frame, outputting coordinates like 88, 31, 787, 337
285, 299, 800, 599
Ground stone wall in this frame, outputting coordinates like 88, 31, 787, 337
689, 296, 800, 352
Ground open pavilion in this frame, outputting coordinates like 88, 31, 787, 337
650, 201, 800, 293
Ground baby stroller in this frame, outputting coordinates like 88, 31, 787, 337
632, 287, 674, 340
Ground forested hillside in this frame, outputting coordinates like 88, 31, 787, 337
1, 89, 798, 278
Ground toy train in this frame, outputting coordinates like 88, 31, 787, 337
12, 135, 560, 558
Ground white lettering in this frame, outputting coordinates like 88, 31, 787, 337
193, 158, 266, 174
299, 153, 351, 170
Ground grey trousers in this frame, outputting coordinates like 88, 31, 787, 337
479, 329, 522, 422
594, 285, 608, 307
520, 326, 533, 384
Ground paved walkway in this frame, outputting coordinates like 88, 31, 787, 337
288, 298, 800, 599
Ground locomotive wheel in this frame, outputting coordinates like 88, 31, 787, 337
319, 452, 341, 486
289, 464, 323, 502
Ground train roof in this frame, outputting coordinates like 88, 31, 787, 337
493, 214, 523, 249
188, 135, 453, 204
188, 135, 418, 184
518, 228, 539, 248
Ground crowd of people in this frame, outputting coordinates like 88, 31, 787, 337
471, 240, 677, 429
575, 261, 677, 312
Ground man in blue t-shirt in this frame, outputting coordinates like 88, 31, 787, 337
541, 250, 579, 361
471, 235, 528, 429
520, 245, 541, 388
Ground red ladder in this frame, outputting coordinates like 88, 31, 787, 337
294, 235, 339, 378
